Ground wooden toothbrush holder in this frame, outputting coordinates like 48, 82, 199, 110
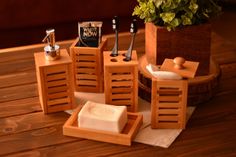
103, 50, 138, 112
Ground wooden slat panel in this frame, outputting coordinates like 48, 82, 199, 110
157, 102, 181, 108
44, 65, 67, 74
48, 91, 70, 99
47, 97, 70, 106
76, 80, 98, 86
47, 79, 68, 87
111, 93, 132, 99
111, 81, 133, 87
157, 109, 180, 115
157, 115, 180, 121
109, 67, 132, 74
47, 85, 68, 94
111, 100, 132, 105
111, 87, 133, 93
111, 74, 133, 80
76, 62, 96, 67
76, 74, 97, 80
77, 56, 96, 61
157, 89, 182, 95
157, 96, 182, 102
48, 103, 73, 112
76, 68, 96, 73
155, 122, 181, 128
46, 73, 67, 81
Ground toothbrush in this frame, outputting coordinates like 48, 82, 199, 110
111, 16, 119, 57
124, 19, 137, 61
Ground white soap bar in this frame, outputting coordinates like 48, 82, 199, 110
146, 64, 182, 80
78, 101, 128, 133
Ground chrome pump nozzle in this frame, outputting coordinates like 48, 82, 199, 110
42, 29, 60, 61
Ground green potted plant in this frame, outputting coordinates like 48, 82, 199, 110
133, 0, 221, 75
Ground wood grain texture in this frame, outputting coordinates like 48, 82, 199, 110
70, 38, 107, 93
103, 51, 138, 112
0, 97, 41, 118
4, 141, 149, 157
0, 112, 69, 136
0, 83, 38, 103
34, 50, 75, 114
145, 22, 211, 76
151, 79, 188, 129
0, 11, 236, 156
0, 124, 79, 156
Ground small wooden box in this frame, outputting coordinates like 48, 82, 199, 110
103, 51, 138, 112
151, 79, 188, 129
34, 49, 75, 114
63, 105, 143, 146
70, 38, 107, 93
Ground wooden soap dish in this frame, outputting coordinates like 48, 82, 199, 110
63, 105, 143, 146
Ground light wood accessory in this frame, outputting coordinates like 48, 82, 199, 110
34, 49, 75, 114
151, 78, 188, 129
160, 57, 199, 78
63, 105, 143, 146
70, 38, 107, 93
103, 51, 138, 112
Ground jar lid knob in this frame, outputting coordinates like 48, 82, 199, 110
173, 57, 185, 69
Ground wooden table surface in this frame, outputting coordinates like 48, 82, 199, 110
0, 11, 236, 157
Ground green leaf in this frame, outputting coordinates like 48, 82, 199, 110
189, 0, 198, 13
160, 12, 175, 23
181, 15, 192, 25
170, 18, 181, 27
132, 0, 221, 31
153, 0, 163, 8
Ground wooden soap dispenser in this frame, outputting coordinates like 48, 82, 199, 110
34, 29, 75, 114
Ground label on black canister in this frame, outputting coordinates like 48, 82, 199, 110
78, 22, 102, 47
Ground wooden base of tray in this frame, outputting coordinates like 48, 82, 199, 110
138, 55, 221, 105
63, 105, 143, 146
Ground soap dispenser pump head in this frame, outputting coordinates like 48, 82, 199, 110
42, 28, 60, 61
42, 29, 56, 48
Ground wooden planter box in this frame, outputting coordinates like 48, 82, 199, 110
151, 79, 188, 129
70, 38, 107, 93
103, 51, 138, 112
34, 49, 75, 114
145, 22, 211, 76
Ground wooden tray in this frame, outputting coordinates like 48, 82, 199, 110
63, 105, 143, 146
